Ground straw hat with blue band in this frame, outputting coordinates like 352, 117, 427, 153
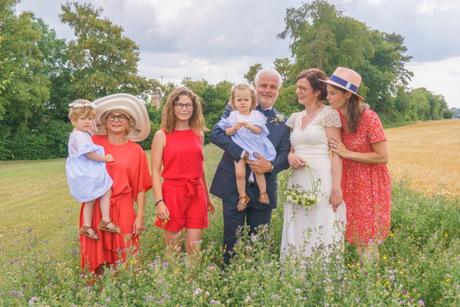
320, 67, 365, 100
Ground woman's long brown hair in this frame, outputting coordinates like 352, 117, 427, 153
161, 87, 207, 134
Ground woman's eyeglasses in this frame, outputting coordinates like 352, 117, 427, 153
107, 114, 129, 122
173, 103, 194, 110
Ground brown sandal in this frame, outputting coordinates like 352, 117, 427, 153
237, 195, 250, 212
258, 192, 270, 205
98, 220, 120, 233
80, 226, 99, 240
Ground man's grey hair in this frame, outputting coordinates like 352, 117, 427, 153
254, 68, 283, 89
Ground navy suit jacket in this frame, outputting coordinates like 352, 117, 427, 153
210, 104, 290, 209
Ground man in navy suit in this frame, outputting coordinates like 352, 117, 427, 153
210, 68, 290, 264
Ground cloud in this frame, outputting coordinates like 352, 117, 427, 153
330, 0, 460, 62
15, 0, 460, 107
407, 56, 460, 108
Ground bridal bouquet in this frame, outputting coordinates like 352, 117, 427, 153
280, 166, 321, 210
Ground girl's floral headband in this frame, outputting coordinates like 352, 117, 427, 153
68, 99, 95, 109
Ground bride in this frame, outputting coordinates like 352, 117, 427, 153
281, 68, 346, 258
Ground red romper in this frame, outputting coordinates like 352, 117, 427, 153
155, 129, 208, 231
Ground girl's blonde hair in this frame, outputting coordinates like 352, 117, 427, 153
161, 87, 207, 133
68, 99, 96, 123
230, 83, 257, 110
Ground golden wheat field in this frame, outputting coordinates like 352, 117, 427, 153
386, 120, 460, 197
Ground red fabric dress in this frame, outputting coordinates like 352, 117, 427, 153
154, 129, 208, 231
80, 135, 152, 272
340, 109, 391, 246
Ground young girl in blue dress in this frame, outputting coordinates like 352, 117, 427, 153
66, 100, 120, 240
217, 84, 276, 211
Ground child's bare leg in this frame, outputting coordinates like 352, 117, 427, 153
81, 200, 98, 239
255, 173, 267, 194
100, 189, 112, 222
99, 189, 119, 232
83, 200, 95, 227
255, 173, 270, 204
235, 160, 247, 197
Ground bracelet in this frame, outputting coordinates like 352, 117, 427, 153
154, 199, 164, 207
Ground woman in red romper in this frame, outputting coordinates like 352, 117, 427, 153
151, 87, 214, 256
80, 94, 152, 274
323, 67, 391, 262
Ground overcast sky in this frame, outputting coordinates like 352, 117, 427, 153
16, 0, 460, 108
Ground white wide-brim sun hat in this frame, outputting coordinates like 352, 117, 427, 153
93, 93, 151, 142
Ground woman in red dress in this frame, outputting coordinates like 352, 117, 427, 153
151, 87, 214, 257
322, 67, 391, 261
80, 93, 152, 273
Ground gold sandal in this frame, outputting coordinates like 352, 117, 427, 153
98, 220, 120, 233
80, 226, 99, 240
258, 192, 270, 205
237, 195, 250, 212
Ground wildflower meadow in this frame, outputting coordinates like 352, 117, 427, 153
1, 121, 459, 306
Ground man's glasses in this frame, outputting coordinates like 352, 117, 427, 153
106, 113, 129, 122
173, 103, 194, 110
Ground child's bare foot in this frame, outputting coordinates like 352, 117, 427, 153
80, 226, 99, 240
237, 195, 250, 211
258, 192, 270, 205
98, 220, 120, 233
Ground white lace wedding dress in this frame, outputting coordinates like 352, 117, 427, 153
281, 106, 346, 258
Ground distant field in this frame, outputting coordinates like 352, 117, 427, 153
386, 120, 460, 197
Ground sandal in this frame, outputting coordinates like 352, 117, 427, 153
80, 226, 99, 240
258, 192, 270, 205
98, 220, 120, 233
237, 195, 250, 212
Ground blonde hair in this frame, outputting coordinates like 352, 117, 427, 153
68, 99, 96, 123
230, 83, 257, 110
161, 87, 207, 134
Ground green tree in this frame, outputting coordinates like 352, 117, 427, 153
244, 63, 262, 85
273, 57, 293, 83
278, 0, 413, 117
60, 2, 143, 99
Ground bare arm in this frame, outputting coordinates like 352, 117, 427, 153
86, 151, 113, 162
199, 132, 215, 213
242, 122, 262, 134
133, 190, 145, 236
329, 137, 388, 164
151, 130, 169, 220
326, 127, 343, 209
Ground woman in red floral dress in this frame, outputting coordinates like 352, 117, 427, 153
322, 67, 391, 261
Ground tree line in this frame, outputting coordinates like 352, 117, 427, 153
0, 0, 452, 160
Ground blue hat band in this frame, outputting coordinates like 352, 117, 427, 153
330, 75, 359, 93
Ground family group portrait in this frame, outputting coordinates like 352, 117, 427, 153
1, 0, 459, 305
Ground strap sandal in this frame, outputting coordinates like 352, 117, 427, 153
98, 220, 121, 233
258, 192, 270, 205
80, 226, 99, 240
237, 195, 250, 212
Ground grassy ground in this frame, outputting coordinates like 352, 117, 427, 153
0, 121, 459, 305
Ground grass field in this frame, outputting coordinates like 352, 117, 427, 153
0, 120, 459, 305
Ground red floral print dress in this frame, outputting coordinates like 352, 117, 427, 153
340, 109, 391, 246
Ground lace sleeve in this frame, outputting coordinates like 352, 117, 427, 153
285, 112, 297, 129
321, 108, 342, 128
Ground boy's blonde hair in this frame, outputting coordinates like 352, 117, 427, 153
230, 83, 257, 110
68, 99, 96, 123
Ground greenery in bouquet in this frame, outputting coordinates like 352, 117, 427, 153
280, 166, 321, 210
